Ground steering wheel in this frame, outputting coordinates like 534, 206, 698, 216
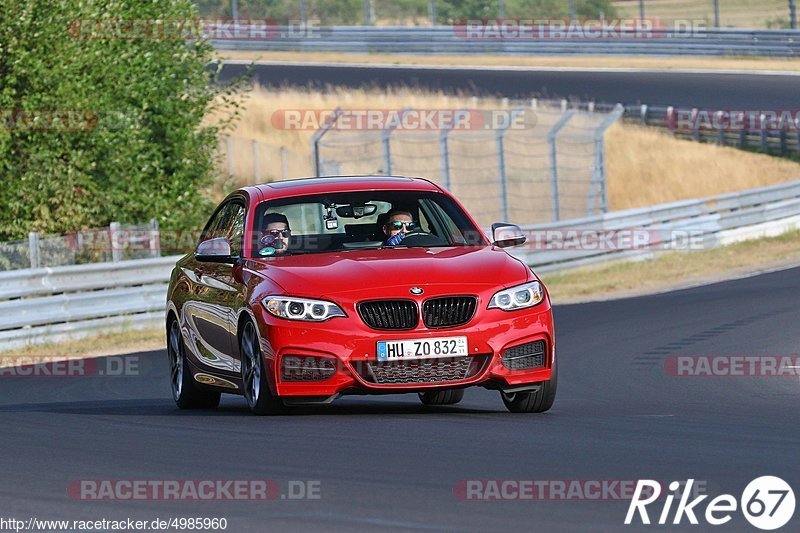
399, 230, 445, 247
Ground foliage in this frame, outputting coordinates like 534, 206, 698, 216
0, 0, 241, 240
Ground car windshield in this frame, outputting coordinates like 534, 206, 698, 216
251, 190, 485, 257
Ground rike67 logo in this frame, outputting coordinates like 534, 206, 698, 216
626, 477, 795, 530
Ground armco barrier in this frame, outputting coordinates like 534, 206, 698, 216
1, 179, 800, 350
211, 26, 800, 57
0, 256, 180, 351
513, 180, 800, 271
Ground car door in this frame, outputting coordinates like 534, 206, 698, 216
181, 199, 247, 376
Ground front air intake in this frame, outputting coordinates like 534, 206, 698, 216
422, 296, 477, 328
502, 341, 546, 370
357, 300, 418, 330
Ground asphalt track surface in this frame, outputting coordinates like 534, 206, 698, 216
218, 62, 800, 109
2, 266, 799, 531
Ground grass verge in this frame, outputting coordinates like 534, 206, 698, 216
0, 328, 164, 359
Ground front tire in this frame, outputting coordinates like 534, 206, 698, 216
419, 388, 464, 406
240, 320, 286, 416
500, 357, 557, 413
168, 318, 220, 409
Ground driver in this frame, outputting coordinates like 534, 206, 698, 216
259, 213, 291, 256
382, 209, 416, 247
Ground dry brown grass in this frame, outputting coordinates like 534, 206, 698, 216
0, 328, 165, 358
605, 123, 800, 209
614, 0, 793, 29
210, 87, 800, 212
217, 50, 800, 73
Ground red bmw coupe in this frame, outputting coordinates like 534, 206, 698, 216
166, 176, 556, 414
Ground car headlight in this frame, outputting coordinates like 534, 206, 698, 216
488, 281, 544, 311
263, 296, 346, 322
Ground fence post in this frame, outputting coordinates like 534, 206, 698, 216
280, 146, 288, 180
665, 106, 675, 135
439, 128, 451, 190
796, 117, 800, 153
428, 0, 436, 24
713, 110, 723, 145
381, 108, 411, 176
364, 0, 372, 24
496, 107, 524, 222
251, 140, 260, 183
28, 232, 41, 269
547, 111, 575, 221
311, 107, 343, 177
791, 0, 797, 30
149, 218, 160, 258
691, 108, 700, 141
110, 222, 121, 263
760, 113, 768, 151
587, 104, 625, 216
640, 104, 648, 125
226, 136, 234, 178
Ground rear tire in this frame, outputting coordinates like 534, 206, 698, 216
240, 320, 286, 416
419, 388, 465, 406
501, 357, 557, 413
168, 318, 221, 409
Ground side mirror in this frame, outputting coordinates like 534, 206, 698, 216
195, 237, 239, 264
492, 223, 526, 248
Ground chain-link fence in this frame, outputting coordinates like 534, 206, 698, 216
310, 103, 623, 227
0, 220, 161, 272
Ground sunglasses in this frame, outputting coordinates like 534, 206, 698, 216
387, 221, 416, 231
264, 229, 291, 238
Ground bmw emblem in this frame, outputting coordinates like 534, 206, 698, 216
410, 287, 424, 295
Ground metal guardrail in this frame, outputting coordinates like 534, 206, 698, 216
0, 256, 179, 351
512, 179, 800, 271
212, 26, 800, 57
2, 179, 800, 350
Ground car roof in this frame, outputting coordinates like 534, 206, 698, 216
247, 175, 442, 200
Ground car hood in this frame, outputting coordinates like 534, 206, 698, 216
248, 246, 531, 298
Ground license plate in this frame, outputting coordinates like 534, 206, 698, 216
377, 336, 468, 361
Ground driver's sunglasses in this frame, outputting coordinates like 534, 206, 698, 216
388, 221, 416, 231
264, 229, 291, 238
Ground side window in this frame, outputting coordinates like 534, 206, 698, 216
200, 202, 230, 243
227, 203, 246, 256
421, 199, 467, 244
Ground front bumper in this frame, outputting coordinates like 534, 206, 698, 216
255, 299, 555, 398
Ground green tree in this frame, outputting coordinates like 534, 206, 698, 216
0, 0, 237, 240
